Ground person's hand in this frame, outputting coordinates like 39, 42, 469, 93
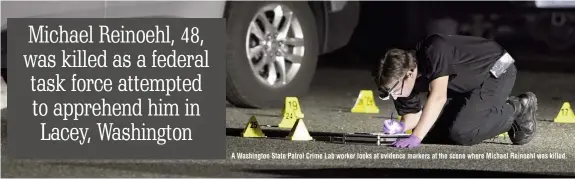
391, 135, 422, 148
383, 119, 405, 134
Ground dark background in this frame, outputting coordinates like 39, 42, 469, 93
319, 1, 575, 73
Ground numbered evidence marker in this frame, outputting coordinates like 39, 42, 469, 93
554, 102, 575, 123
279, 97, 304, 128
286, 118, 313, 141
351, 90, 380, 114
242, 116, 266, 138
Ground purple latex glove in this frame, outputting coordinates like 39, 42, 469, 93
392, 135, 422, 148
383, 119, 405, 134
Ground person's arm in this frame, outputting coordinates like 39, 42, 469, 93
393, 89, 423, 131
401, 111, 421, 131
412, 76, 449, 139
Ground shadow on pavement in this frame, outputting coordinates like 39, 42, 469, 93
227, 128, 521, 146
226, 128, 347, 144
245, 113, 281, 118
227, 128, 431, 146
227, 127, 340, 138
242, 168, 575, 178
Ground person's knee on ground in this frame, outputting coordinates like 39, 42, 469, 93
448, 128, 485, 146
443, 92, 538, 146
442, 100, 514, 146
421, 128, 453, 145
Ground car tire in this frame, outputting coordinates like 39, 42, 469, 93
225, 1, 319, 109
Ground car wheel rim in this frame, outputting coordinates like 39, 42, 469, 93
245, 4, 305, 88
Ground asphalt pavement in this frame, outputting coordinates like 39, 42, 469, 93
2, 62, 575, 177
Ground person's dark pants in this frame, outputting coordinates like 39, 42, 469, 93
424, 64, 517, 146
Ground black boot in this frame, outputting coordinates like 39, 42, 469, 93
507, 92, 538, 145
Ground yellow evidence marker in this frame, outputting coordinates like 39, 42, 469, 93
351, 90, 380, 114
287, 118, 313, 141
242, 116, 266, 138
279, 97, 304, 128
554, 102, 575, 123
284, 97, 304, 118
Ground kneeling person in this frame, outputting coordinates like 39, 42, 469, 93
375, 34, 538, 148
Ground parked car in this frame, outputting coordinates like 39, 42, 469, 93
0, 1, 360, 110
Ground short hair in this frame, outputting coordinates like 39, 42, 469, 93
374, 48, 417, 88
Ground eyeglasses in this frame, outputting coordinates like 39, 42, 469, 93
378, 78, 404, 100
